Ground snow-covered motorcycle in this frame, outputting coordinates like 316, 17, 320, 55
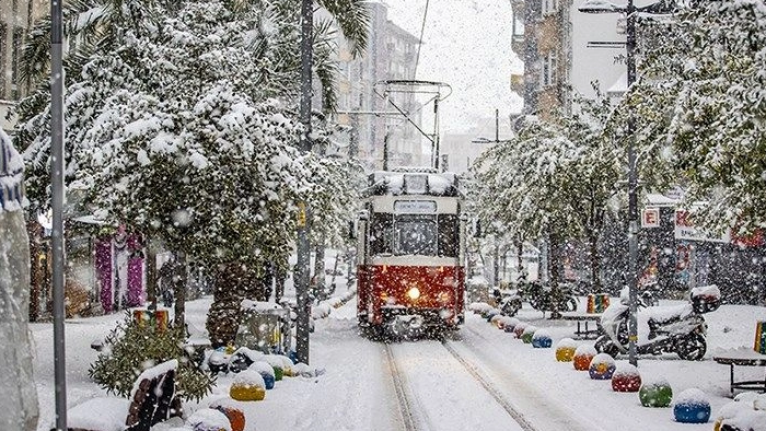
594, 285, 721, 361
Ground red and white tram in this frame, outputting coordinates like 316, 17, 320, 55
356, 169, 465, 336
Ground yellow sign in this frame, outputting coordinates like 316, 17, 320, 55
297, 202, 306, 227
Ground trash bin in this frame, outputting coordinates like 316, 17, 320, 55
236, 300, 291, 355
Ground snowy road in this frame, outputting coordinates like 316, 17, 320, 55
384, 339, 527, 431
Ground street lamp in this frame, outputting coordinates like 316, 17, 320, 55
578, 0, 673, 366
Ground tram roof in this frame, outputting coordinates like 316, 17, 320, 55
365, 170, 461, 197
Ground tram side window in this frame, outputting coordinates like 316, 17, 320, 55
438, 214, 458, 257
370, 213, 394, 255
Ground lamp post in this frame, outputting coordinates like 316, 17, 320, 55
578, 0, 664, 366
295, 0, 313, 365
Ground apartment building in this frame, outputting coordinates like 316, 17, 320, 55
0, 0, 47, 131
333, 2, 424, 170
510, 0, 572, 119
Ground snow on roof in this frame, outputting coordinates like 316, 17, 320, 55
367, 170, 460, 196
645, 193, 680, 207
607, 71, 628, 96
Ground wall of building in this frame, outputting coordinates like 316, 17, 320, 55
0, 0, 47, 131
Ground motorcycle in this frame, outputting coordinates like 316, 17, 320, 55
519, 280, 579, 313
594, 284, 721, 361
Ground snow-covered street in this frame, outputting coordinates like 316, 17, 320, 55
31, 289, 766, 431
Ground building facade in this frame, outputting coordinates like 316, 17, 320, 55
0, 0, 47, 131
510, 0, 572, 119
333, 2, 424, 170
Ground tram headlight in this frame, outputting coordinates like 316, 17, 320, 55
407, 287, 421, 300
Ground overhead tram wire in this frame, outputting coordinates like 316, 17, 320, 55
414, 0, 430, 78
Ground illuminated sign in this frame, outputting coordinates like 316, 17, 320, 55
393, 200, 437, 213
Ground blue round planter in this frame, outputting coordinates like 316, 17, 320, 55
260, 373, 276, 390
674, 403, 711, 423
532, 336, 552, 348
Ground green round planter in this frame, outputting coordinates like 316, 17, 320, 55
521, 332, 534, 344
639, 383, 673, 408
273, 365, 284, 381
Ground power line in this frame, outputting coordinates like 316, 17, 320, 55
414, 0, 430, 78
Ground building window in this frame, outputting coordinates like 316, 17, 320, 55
12, 28, 24, 100
542, 0, 558, 15
540, 51, 558, 88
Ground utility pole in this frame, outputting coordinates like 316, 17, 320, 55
625, 0, 639, 368
295, 0, 313, 365
50, 0, 67, 428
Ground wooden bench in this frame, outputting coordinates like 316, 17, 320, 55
67, 359, 181, 431
713, 348, 766, 396
560, 312, 603, 340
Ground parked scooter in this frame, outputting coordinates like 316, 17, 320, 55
595, 284, 721, 361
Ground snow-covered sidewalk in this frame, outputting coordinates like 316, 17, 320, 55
31, 293, 765, 431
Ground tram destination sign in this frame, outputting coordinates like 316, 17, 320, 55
394, 200, 437, 213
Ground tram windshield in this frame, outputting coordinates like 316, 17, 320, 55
369, 213, 458, 257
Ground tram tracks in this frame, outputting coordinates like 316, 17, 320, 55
384, 342, 431, 431
384, 336, 536, 431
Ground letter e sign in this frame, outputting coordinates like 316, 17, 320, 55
642, 208, 660, 228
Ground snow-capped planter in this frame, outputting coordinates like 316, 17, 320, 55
208, 350, 229, 374
639, 377, 673, 408
503, 317, 521, 333
555, 338, 578, 362
611, 364, 641, 392
249, 361, 276, 390
264, 354, 293, 379
496, 316, 513, 330
673, 388, 711, 423
186, 408, 233, 431
532, 329, 552, 348
589, 353, 616, 380
485, 308, 501, 321
521, 325, 537, 344
490, 314, 504, 328
209, 398, 246, 431
229, 370, 266, 402
469, 302, 492, 314
573, 345, 597, 371
512, 322, 528, 339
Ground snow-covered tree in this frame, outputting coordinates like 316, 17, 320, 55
472, 90, 623, 293
631, 0, 766, 234
17, 0, 370, 345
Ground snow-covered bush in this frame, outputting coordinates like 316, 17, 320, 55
89, 314, 214, 401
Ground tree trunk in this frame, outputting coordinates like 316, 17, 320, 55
548, 230, 562, 319
174, 252, 187, 328
206, 263, 255, 348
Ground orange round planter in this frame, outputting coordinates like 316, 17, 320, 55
214, 406, 246, 431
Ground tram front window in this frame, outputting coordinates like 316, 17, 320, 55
395, 216, 438, 256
